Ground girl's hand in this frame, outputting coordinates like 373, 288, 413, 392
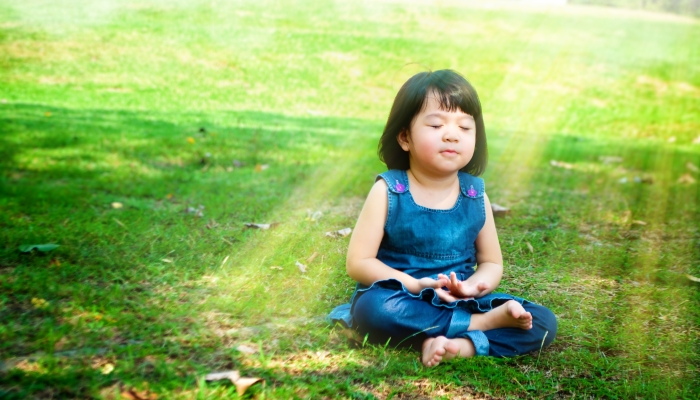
411, 276, 450, 294
436, 272, 490, 301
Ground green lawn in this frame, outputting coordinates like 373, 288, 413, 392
1, 0, 699, 398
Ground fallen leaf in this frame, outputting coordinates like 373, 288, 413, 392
244, 222, 278, 229
687, 274, 700, 283
296, 261, 307, 273
236, 344, 258, 355
234, 377, 264, 396
631, 220, 647, 226
31, 297, 49, 309
490, 203, 510, 217
550, 160, 573, 169
166, 193, 174, 200
204, 370, 264, 397
49, 258, 61, 267
19, 244, 59, 253
687, 162, 699, 173
306, 252, 319, 263
111, 202, 123, 209
187, 137, 196, 144
101, 363, 115, 375
678, 173, 696, 184
526, 242, 534, 253
123, 387, 158, 400
325, 228, 352, 238
270, 266, 283, 270
306, 210, 323, 222
632, 176, 653, 184
254, 164, 269, 172
162, 258, 173, 263
186, 205, 205, 217
205, 370, 240, 382
598, 156, 623, 164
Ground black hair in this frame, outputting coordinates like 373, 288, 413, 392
378, 69, 487, 176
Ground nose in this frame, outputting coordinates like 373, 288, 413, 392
443, 124, 460, 142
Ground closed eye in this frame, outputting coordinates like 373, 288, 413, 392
430, 125, 441, 129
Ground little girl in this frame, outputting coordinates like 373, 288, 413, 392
329, 69, 557, 366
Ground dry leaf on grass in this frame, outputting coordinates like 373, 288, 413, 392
550, 160, 573, 169
526, 242, 534, 253
254, 164, 269, 172
306, 210, 323, 221
491, 203, 510, 217
686, 274, 700, 282
244, 222, 279, 229
270, 266, 283, 270
678, 173, 696, 184
186, 137, 195, 144
101, 363, 115, 375
325, 228, 352, 238
204, 370, 263, 396
161, 258, 173, 263
120, 386, 158, 400
236, 344, 258, 355
31, 298, 49, 309
296, 261, 307, 273
631, 220, 647, 226
186, 205, 205, 218
306, 252, 319, 263
111, 202, 123, 209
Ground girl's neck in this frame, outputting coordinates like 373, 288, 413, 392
407, 167, 459, 191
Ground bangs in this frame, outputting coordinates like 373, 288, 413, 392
427, 83, 482, 118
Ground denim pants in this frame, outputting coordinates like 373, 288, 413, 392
352, 286, 557, 357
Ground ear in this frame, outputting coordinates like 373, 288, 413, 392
396, 129, 411, 152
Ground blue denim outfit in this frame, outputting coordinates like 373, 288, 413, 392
328, 170, 557, 357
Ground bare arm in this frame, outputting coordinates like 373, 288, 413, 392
346, 179, 447, 294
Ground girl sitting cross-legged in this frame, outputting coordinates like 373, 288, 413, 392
329, 69, 557, 366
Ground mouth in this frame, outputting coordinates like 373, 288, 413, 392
441, 149, 458, 154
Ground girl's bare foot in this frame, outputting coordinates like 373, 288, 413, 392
421, 336, 475, 367
469, 300, 533, 331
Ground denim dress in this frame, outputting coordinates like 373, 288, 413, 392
328, 170, 557, 357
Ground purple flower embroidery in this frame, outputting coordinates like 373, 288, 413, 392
467, 185, 477, 198
395, 180, 405, 193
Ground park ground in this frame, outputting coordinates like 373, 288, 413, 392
1, 0, 699, 398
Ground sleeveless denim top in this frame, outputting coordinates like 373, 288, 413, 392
328, 169, 521, 338
372, 169, 486, 282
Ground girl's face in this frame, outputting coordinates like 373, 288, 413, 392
398, 93, 476, 175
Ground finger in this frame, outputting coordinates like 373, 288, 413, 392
436, 289, 456, 303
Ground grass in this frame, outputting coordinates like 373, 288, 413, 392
1, 0, 699, 398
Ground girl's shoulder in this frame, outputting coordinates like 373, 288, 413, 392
376, 169, 408, 194
457, 171, 485, 199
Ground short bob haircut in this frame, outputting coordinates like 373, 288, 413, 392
378, 69, 487, 176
